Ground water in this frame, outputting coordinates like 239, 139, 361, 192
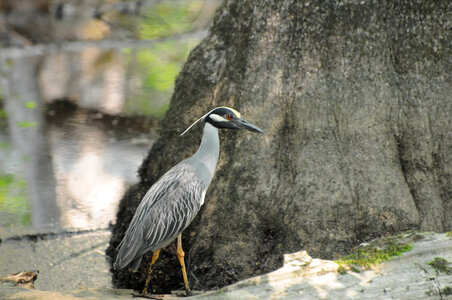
0, 0, 219, 232
0, 0, 219, 293
0, 100, 158, 290
48, 104, 158, 230
0, 76, 160, 231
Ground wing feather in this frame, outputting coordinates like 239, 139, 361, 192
114, 161, 206, 270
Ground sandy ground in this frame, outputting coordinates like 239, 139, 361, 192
0, 231, 451, 299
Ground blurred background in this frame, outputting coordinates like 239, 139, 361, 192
0, 0, 220, 232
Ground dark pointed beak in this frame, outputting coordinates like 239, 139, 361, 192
234, 118, 264, 133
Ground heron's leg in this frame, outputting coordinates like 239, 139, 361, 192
177, 234, 192, 296
142, 249, 161, 296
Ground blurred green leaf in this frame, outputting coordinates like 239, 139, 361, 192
0, 174, 30, 227
138, 2, 203, 39
124, 39, 197, 118
18, 121, 37, 128
87, 1, 207, 118
25, 101, 36, 109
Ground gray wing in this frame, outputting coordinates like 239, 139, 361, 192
114, 162, 206, 270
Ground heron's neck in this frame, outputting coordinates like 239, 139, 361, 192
189, 122, 219, 186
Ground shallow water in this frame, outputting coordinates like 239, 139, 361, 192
0, 0, 219, 292
0, 0, 219, 232
0, 104, 157, 230
0, 104, 156, 291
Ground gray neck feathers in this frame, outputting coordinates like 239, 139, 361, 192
187, 122, 219, 187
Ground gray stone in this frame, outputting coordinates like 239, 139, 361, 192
191, 232, 452, 300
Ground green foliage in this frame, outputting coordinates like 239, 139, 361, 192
138, 1, 204, 39
124, 40, 197, 118
337, 264, 347, 275
427, 257, 452, 275
336, 242, 413, 273
138, 43, 182, 92
0, 174, 30, 226
99, 1, 206, 118
126, 1, 202, 119
446, 231, 452, 237
25, 101, 36, 109
17, 121, 37, 128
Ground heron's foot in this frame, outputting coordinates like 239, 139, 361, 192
139, 286, 161, 299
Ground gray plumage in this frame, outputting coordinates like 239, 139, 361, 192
114, 122, 219, 271
113, 107, 263, 278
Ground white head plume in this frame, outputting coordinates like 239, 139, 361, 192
180, 107, 217, 136
180, 106, 239, 136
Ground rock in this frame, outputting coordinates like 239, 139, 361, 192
0, 270, 39, 289
189, 232, 452, 299
283, 250, 312, 268
0, 285, 141, 300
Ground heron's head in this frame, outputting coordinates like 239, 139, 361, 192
181, 106, 264, 136
205, 107, 264, 133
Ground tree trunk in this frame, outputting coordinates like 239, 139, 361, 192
107, 0, 452, 293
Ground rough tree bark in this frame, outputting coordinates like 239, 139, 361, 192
107, 0, 452, 293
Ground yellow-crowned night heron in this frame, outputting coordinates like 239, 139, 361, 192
114, 107, 263, 296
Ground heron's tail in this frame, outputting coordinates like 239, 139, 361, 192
113, 235, 144, 271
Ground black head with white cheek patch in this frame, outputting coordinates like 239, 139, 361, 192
205, 107, 263, 133
205, 107, 241, 129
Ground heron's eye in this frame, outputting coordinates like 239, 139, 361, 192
225, 114, 233, 120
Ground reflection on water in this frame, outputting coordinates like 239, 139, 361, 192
38, 42, 197, 118
2, 55, 60, 229
0, 173, 28, 226
0, 101, 157, 230
0, 0, 220, 232
48, 106, 157, 229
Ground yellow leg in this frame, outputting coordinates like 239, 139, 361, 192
177, 234, 192, 295
142, 249, 161, 296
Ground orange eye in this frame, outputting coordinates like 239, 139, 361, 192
225, 114, 233, 120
